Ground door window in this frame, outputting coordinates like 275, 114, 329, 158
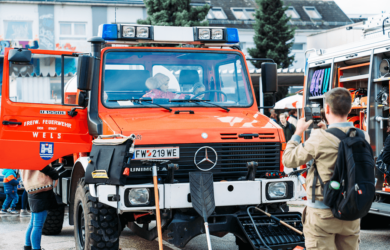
9, 54, 77, 105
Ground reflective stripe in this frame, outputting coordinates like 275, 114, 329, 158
3, 175, 16, 183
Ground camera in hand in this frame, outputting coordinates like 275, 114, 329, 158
305, 106, 321, 128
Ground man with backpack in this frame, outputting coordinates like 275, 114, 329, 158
283, 88, 374, 250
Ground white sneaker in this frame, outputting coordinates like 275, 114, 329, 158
7, 208, 18, 214
20, 209, 31, 217
0, 209, 7, 214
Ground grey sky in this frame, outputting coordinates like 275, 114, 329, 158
334, 0, 390, 15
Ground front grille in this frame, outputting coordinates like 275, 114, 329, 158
238, 213, 304, 249
220, 132, 276, 140
128, 142, 280, 183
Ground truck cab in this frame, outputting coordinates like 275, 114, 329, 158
0, 24, 304, 250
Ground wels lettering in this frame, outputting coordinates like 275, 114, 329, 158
33, 132, 61, 139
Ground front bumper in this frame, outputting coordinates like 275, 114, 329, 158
93, 177, 299, 212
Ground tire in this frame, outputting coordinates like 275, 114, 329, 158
361, 213, 390, 229
42, 205, 65, 235
74, 178, 120, 250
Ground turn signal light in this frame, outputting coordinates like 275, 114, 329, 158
123, 167, 130, 176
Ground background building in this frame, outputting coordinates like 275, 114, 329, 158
0, 0, 147, 88
207, 0, 354, 70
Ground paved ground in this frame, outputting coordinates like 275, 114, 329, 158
0, 204, 389, 250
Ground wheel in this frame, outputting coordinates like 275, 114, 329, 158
74, 178, 120, 250
42, 205, 65, 235
361, 213, 390, 229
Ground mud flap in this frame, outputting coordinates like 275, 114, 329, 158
189, 172, 216, 250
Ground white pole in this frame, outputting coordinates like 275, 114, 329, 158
259, 76, 264, 114
204, 222, 213, 250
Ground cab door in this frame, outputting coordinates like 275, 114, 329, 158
0, 48, 92, 170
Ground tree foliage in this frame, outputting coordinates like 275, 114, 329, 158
138, 0, 210, 27
248, 0, 295, 69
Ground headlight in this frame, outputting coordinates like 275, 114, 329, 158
123, 26, 135, 37
199, 29, 210, 40
211, 29, 223, 40
268, 182, 287, 199
137, 27, 149, 38
128, 188, 150, 205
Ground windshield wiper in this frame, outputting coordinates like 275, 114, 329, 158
112, 98, 172, 112
171, 99, 230, 112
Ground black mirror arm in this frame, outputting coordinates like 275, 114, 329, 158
68, 106, 86, 117
246, 58, 275, 63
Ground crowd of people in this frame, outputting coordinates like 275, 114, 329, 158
1, 166, 59, 250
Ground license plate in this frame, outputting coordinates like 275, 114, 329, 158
134, 147, 179, 160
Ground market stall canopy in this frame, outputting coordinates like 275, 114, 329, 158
274, 94, 303, 109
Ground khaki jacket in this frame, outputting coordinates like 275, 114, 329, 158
282, 126, 370, 202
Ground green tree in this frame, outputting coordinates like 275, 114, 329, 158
248, 0, 295, 69
138, 0, 210, 27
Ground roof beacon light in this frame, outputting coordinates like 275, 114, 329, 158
123, 26, 135, 38
199, 29, 211, 40
212, 29, 223, 40
99, 24, 118, 40
137, 27, 149, 38
226, 28, 239, 43
98, 23, 240, 45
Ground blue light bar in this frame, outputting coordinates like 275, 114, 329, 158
101, 24, 118, 40
226, 28, 239, 43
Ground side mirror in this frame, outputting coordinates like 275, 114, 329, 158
76, 55, 94, 91
78, 91, 88, 107
261, 63, 278, 93
8, 49, 31, 63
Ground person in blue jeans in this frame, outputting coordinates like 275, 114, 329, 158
22, 166, 59, 250
0, 169, 19, 214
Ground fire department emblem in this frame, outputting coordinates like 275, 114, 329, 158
40, 142, 54, 160
194, 146, 218, 171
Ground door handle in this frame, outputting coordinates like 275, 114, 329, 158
376, 116, 389, 129
2, 120, 22, 125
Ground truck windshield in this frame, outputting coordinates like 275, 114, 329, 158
102, 50, 253, 108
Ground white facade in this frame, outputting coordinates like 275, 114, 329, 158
0, 2, 146, 55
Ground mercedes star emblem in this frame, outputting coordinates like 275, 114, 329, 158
194, 146, 218, 171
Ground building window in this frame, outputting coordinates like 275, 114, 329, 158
59, 22, 87, 37
285, 6, 300, 20
292, 43, 304, 50
4, 21, 33, 40
231, 8, 256, 20
207, 7, 227, 19
303, 6, 322, 20
60, 23, 72, 35
245, 9, 256, 20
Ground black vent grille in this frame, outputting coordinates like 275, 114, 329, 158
127, 142, 280, 183
238, 213, 304, 249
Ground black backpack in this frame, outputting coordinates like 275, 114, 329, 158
313, 127, 375, 221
